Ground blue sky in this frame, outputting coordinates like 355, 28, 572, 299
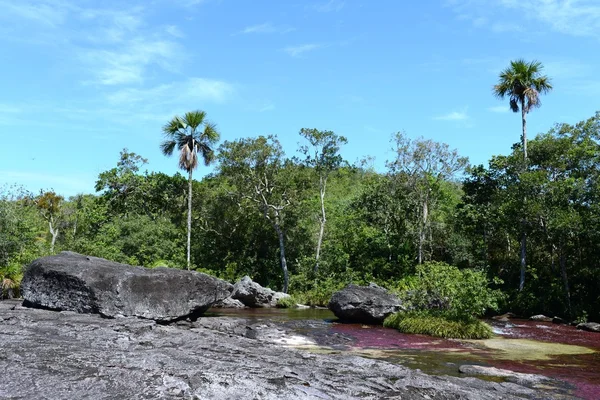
1, 0, 599, 197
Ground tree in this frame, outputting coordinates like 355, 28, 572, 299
218, 136, 293, 293
298, 128, 347, 273
160, 110, 220, 270
493, 59, 552, 291
387, 132, 468, 265
35, 191, 64, 254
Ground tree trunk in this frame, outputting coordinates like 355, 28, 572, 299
519, 229, 526, 291
314, 177, 327, 273
187, 169, 193, 270
273, 218, 289, 293
49, 219, 59, 254
521, 100, 528, 164
418, 199, 428, 265
519, 99, 527, 291
559, 239, 572, 316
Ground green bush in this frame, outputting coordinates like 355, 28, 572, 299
276, 295, 298, 308
384, 311, 493, 339
393, 261, 503, 320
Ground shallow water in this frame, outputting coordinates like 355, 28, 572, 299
209, 308, 600, 399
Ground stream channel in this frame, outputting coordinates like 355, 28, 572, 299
208, 307, 600, 400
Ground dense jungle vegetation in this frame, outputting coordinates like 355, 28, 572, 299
2, 110, 599, 324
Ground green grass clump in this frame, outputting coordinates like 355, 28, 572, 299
276, 295, 298, 308
383, 311, 494, 339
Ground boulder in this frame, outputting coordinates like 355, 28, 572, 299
212, 297, 246, 308
21, 252, 232, 322
577, 322, 600, 333
231, 276, 290, 308
529, 314, 553, 322
328, 283, 404, 324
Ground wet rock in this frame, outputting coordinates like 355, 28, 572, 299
459, 365, 555, 387
231, 276, 290, 307
0, 300, 576, 400
552, 316, 568, 325
328, 283, 404, 324
529, 314, 553, 322
492, 312, 517, 322
212, 297, 246, 308
21, 251, 232, 322
577, 322, 600, 333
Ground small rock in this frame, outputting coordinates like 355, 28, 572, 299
212, 297, 246, 308
231, 276, 289, 308
576, 322, 600, 333
459, 365, 553, 387
529, 314, 553, 322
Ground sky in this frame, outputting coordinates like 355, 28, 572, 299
1, 0, 599, 197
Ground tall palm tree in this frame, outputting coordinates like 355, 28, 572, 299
493, 59, 552, 291
493, 59, 553, 163
160, 110, 220, 270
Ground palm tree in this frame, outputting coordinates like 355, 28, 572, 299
160, 110, 220, 270
493, 59, 552, 291
493, 59, 553, 163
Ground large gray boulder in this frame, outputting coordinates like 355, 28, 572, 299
21, 252, 233, 322
231, 276, 290, 307
328, 283, 404, 324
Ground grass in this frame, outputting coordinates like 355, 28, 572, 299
276, 295, 298, 308
383, 311, 494, 339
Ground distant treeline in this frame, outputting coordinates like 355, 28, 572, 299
2, 112, 599, 322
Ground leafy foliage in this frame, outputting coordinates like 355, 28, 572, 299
383, 311, 494, 339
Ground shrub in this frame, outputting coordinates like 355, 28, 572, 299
276, 295, 298, 308
384, 311, 493, 339
393, 261, 503, 320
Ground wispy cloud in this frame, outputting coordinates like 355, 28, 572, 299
165, 25, 185, 38
487, 105, 509, 113
283, 43, 324, 57
0, 0, 70, 28
313, 0, 345, 13
435, 108, 469, 121
238, 22, 294, 35
108, 77, 236, 106
259, 103, 275, 112
448, 0, 600, 39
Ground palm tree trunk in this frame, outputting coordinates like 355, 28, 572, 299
314, 177, 326, 273
187, 169, 193, 270
519, 98, 527, 291
521, 101, 528, 163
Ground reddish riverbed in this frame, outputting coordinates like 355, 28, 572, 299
210, 308, 600, 399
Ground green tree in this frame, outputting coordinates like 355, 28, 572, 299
387, 132, 468, 264
218, 136, 293, 292
493, 59, 552, 291
35, 191, 64, 254
298, 128, 347, 273
160, 110, 220, 270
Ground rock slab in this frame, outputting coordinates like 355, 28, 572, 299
328, 283, 403, 324
231, 275, 290, 307
21, 251, 232, 322
577, 322, 600, 333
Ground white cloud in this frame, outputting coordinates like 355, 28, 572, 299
165, 25, 185, 38
435, 109, 469, 121
107, 78, 236, 105
487, 105, 509, 113
313, 0, 345, 13
238, 23, 294, 35
448, 0, 600, 38
259, 104, 275, 112
283, 43, 324, 57
0, 0, 69, 27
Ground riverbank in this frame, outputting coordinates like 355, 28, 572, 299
0, 300, 580, 399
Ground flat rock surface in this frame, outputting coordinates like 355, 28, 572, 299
0, 300, 577, 400
21, 252, 232, 322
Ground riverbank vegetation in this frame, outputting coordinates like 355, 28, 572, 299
2, 110, 599, 324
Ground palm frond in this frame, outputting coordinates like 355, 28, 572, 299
160, 139, 177, 156
183, 110, 206, 131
